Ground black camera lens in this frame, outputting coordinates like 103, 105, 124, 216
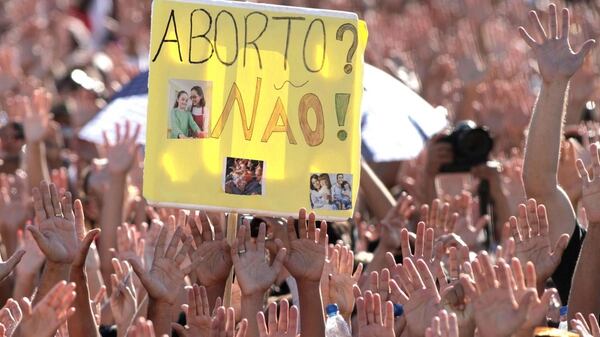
438, 120, 494, 173
457, 128, 493, 157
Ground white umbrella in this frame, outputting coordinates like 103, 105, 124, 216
361, 63, 448, 162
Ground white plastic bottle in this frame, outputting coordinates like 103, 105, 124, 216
546, 293, 561, 327
325, 304, 351, 337
558, 306, 569, 330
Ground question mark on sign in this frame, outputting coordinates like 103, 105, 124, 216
336, 23, 358, 74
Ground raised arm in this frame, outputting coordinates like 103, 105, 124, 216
27, 182, 80, 304
520, 4, 595, 244
187, 212, 232, 311
22, 89, 51, 190
98, 121, 140, 287
284, 209, 328, 337
68, 213, 102, 337
231, 221, 286, 337
129, 217, 195, 336
569, 143, 600, 318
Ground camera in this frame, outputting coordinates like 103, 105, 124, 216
438, 120, 493, 173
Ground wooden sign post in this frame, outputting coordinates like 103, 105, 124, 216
223, 212, 238, 307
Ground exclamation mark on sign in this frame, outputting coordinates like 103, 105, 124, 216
336, 93, 350, 141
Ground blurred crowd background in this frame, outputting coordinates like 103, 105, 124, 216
0, 0, 598, 336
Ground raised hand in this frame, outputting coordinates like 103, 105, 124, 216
172, 284, 221, 337
14, 281, 77, 337
571, 313, 600, 337
354, 212, 379, 253
210, 307, 248, 337
438, 281, 474, 337
496, 224, 516, 262
508, 258, 558, 332
435, 245, 470, 294
390, 258, 441, 337
257, 299, 299, 337
358, 270, 406, 336
129, 220, 194, 305
0, 299, 21, 336
356, 291, 395, 337
320, 244, 362, 319
103, 121, 141, 175
231, 222, 286, 296
115, 223, 145, 268
71, 224, 101, 271
510, 199, 569, 288
22, 89, 51, 143
50, 168, 69, 196
519, 4, 595, 83
576, 143, 600, 224
362, 269, 396, 307
379, 192, 416, 251
128, 317, 156, 337
421, 199, 457, 238
447, 192, 488, 249
284, 209, 328, 283
425, 310, 459, 337
459, 253, 534, 337
139, 220, 163, 269
91, 286, 107, 325
189, 211, 232, 288
0, 248, 25, 283
0, 172, 31, 234
396, 222, 443, 277
110, 258, 137, 332
28, 181, 88, 264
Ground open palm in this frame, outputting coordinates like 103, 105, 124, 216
231, 223, 286, 296
460, 254, 532, 337
189, 214, 232, 288
286, 239, 325, 281
173, 284, 217, 337
470, 288, 529, 337
234, 248, 280, 295
195, 242, 232, 286
404, 286, 441, 335
514, 236, 558, 282
36, 217, 79, 263
356, 292, 395, 337
15, 281, 76, 337
519, 4, 595, 82
21, 90, 50, 143
257, 300, 299, 337
104, 120, 140, 174
576, 143, 600, 224
511, 201, 568, 285
394, 259, 441, 337
28, 182, 81, 264
284, 210, 327, 282
130, 225, 194, 305
321, 245, 362, 319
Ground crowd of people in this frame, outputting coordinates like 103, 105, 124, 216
225, 158, 263, 195
1, 0, 600, 336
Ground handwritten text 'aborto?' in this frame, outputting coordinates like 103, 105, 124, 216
151, 8, 359, 74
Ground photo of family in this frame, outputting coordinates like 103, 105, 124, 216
167, 79, 212, 139
309, 173, 352, 210
224, 157, 264, 196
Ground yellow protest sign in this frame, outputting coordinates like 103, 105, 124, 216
143, 0, 368, 220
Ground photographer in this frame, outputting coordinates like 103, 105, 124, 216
422, 121, 510, 245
